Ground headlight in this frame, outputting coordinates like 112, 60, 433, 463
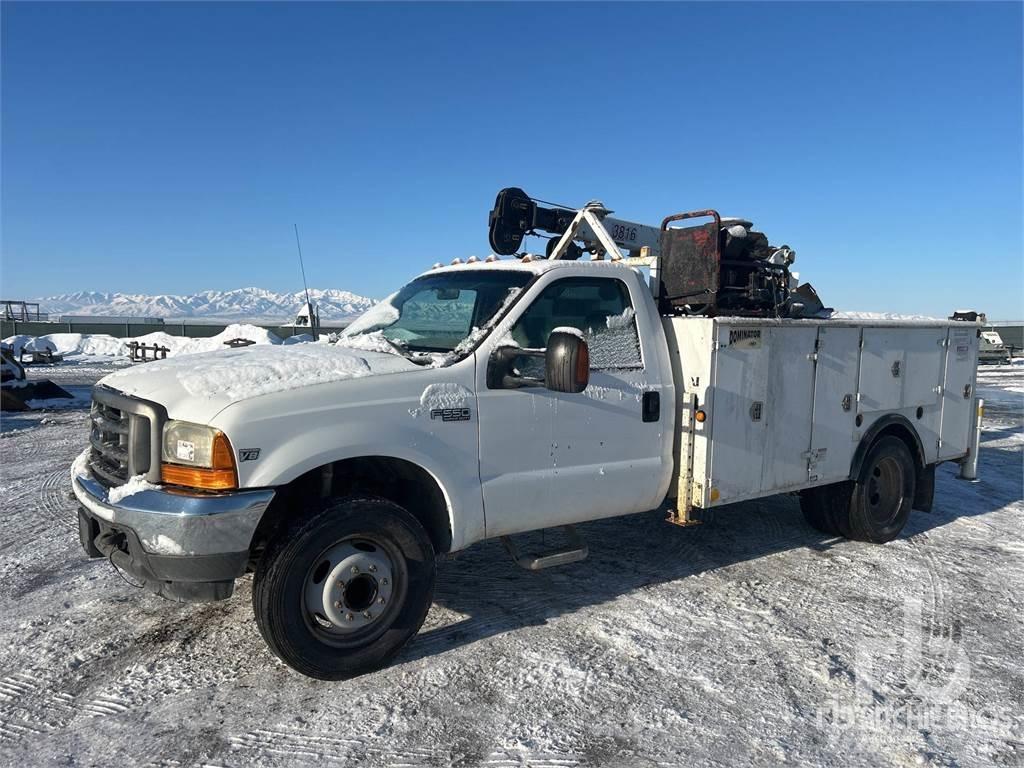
161, 420, 237, 490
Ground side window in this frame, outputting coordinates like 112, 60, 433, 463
509, 277, 642, 369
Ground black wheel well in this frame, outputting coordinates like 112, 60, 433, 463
851, 414, 925, 479
250, 456, 452, 564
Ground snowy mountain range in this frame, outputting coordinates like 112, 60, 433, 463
32, 287, 377, 323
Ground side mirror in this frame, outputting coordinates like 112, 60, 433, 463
545, 330, 589, 393
485, 331, 590, 393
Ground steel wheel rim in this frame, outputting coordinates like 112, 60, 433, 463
867, 456, 903, 526
302, 536, 404, 646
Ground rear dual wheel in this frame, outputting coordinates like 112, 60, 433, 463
253, 496, 435, 680
800, 436, 916, 543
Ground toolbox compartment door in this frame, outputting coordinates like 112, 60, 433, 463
808, 326, 862, 483
759, 326, 818, 490
939, 325, 978, 459
859, 329, 906, 412
707, 325, 768, 502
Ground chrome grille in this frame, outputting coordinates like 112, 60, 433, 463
86, 388, 164, 488
89, 400, 131, 486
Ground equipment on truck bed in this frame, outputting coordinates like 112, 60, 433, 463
487, 187, 828, 319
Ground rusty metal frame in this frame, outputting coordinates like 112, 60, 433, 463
657, 209, 723, 313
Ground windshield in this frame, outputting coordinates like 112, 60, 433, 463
340, 271, 533, 353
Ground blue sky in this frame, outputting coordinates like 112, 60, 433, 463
2, 2, 1021, 318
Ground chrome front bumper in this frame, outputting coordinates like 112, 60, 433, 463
72, 471, 275, 558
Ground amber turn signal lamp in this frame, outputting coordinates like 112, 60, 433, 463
695, 409, 707, 423
575, 342, 590, 390
161, 432, 237, 490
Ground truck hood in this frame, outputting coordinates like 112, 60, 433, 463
97, 343, 419, 423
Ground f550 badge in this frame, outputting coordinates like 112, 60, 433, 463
430, 408, 471, 422
238, 448, 261, 461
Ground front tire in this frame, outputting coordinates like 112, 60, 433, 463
253, 495, 436, 680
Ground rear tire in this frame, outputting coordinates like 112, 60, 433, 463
801, 437, 916, 543
845, 436, 916, 543
253, 495, 435, 680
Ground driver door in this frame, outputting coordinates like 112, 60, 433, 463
475, 274, 668, 538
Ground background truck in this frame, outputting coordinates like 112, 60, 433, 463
72, 190, 984, 679
979, 329, 1012, 364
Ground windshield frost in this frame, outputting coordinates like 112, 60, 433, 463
340, 272, 532, 354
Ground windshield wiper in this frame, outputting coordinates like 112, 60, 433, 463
381, 336, 414, 359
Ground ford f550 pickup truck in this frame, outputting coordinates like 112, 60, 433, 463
72, 193, 983, 679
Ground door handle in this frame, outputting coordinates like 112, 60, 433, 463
642, 391, 660, 422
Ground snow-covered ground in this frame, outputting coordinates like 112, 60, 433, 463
0, 364, 1020, 766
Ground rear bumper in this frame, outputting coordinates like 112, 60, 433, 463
72, 470, 275, 602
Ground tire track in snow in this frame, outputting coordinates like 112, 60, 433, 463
81, 694, 131, 717
38, 467, 76, 529
228, 728, 366, 762
0, 671, 76, 744
227, 726, 586, 767
481, 753, 581, 767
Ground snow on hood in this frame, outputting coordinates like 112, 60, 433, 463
99, 343, 416, 421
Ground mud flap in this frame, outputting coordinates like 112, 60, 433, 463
913, 464, 935, 512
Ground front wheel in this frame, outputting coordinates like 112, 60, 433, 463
253, 495, 436, 680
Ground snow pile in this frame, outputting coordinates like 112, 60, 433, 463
141, 534, 185, 556
551, 326, 586, 339
605, 306, 636, 330
340, 294, 400, 337
105, 344, 377, 400
132, 324, 282, 357
336, 330, 399, 355
419, 382, 473, 409
410, 382, 473, 417
1, 334, 34, 356
22, 333, 130, 357
2, 323, 284, 363
107, 474, 162, 504
71, 447, 91, 479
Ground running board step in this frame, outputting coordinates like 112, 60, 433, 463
501, 526, 588, 571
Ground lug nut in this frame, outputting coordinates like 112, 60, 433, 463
381, 578, 389, 586
378, 597, 386, 605
363, 611, 372, 619
369, 564, 377, 572
351, 565, 359, 574
334, 601, 342, 609
346, 613, 354, 621
337, 580, 345, 588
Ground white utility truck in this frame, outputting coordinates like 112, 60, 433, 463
72, 190, 984, 679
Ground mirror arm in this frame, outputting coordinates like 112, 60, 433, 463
487, 346, 546, 390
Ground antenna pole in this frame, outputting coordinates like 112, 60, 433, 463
293, 224, 317, 340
